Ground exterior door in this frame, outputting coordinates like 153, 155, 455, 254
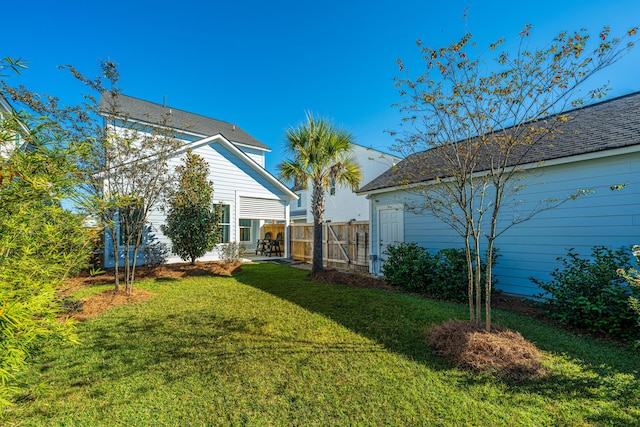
377, 207, 403, 274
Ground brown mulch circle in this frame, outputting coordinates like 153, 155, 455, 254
71, 288, 155, 321
429, 319, 547, 379
63, 261, 243, 320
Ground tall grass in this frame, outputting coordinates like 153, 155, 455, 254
5, 263, 639, 426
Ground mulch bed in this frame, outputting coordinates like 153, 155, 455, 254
62, 261, 243, 320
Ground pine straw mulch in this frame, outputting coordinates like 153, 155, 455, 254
429, 320, 546, 379
64, 262, 548, 378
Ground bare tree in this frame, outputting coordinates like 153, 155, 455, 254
392, 25, 637, 330
3, 61, 181, 293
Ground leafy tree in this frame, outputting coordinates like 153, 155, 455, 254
162, 149, 221, 264
0, 58, 91, 407
278, 112, 362, 275
392, 24, 637, 330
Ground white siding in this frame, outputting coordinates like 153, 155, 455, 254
153, 141, 285, 263
105, 134, 290, 266
236, 145, 266, 167
296, 145, 400, 223
370, 150, 640, 296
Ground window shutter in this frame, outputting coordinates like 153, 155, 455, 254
239, 197, 286, 220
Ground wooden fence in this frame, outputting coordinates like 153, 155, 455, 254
290, 221, 370, 273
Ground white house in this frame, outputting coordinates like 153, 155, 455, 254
289, 144, 401, 223
0, 94, 29, 158
357, 91, 640, 297
99, 93, 297, 267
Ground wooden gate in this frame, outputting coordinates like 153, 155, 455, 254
290, 221, 369, 273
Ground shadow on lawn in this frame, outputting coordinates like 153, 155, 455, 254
39, 263, 638, 426
234, 263, 640, 423
234, 264, 464, 367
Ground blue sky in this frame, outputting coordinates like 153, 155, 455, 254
5, 0, 640, 176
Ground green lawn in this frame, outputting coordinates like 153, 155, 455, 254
5, 263, 640, 426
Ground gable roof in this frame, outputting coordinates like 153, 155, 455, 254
358, 90, 640, 194
99, 92, 270, 151
184, 134, 298, 201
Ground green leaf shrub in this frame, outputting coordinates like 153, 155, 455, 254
430, 248, 474, 302
382, 243, 495, 302
0, 115, 90, 407
381, 243, 432, 292
617, 245, 640, 345
533, 246, 640, 341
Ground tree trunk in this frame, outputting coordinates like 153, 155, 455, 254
109, 227, 120, 293
311, 219, 323, 276
474, 236, 482, 325
464, 238, 474, 323
485, 239, 495, 332
310, 182, 325, 276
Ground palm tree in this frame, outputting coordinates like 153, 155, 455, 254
278, 112, 362, 276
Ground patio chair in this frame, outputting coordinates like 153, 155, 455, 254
255, 231, 272, 255
267, 232, 283, 257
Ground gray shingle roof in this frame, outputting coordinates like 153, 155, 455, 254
358, 91, 640, 193
99, 92, 269, 151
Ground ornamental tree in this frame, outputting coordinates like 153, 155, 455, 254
392, 24, 637, 330
278, 113, 362, 276
3, 61, 181, 294
162, 149, 221, 264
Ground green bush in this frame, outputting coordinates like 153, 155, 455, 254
381, 243, 433, 292
533, 246, 640, 341
0, 122, 90, 407
618, 245, 640, 346
382, 243, 495, 302
162, 150, 221, 264
430, 248, 473, 302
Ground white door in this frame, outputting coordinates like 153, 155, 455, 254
377, 207, 403, 274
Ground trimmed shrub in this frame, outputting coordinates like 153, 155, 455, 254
381, 243, 433, 292
533, 246, 639, 341
218, 242, 247, 263
382, 243, 496, 302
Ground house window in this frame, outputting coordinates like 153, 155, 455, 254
297, 193, 302, 208
329, 180, 336, 196
239, 219, 251, 242
217, 204, 230, 243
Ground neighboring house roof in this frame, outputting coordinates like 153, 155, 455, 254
99, 92, 270, 151
358, 90, 640, 194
